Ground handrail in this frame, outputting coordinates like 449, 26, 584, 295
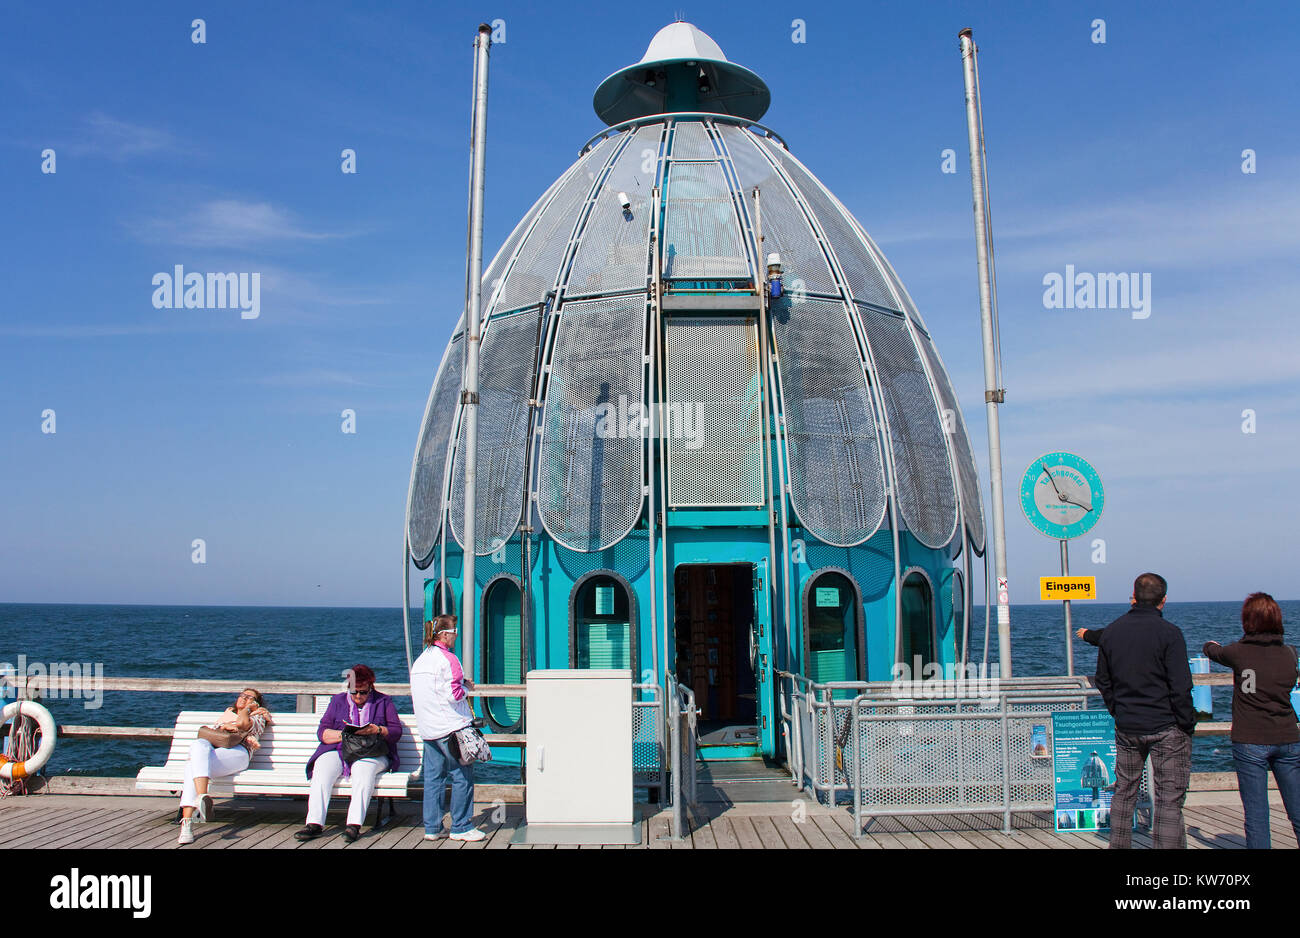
0, 676, 526, 696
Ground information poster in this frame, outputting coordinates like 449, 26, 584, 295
1051, 710, 1116, 833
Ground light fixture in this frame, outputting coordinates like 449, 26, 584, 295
697, 67, 710, 95
644, 69, 656, 88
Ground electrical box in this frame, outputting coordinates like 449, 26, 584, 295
525, 669, 633, 826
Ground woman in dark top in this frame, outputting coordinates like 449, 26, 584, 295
1203, 592, 1300, 849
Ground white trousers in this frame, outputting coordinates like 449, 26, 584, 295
180, 739, 249, 808
306, 750, 389, 826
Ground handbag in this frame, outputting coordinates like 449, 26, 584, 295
452, 725, 492, 765
340, 727, 388, 764
197, 726, 246, 749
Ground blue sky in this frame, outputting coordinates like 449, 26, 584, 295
2, 1, 1297, 606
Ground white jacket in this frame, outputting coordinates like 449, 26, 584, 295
410, 644, 473, 741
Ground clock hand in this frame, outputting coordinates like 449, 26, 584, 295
1040, 462, 1066, 501
1058, 488, 1094, 512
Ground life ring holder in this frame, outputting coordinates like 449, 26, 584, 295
1, 700, 57, 780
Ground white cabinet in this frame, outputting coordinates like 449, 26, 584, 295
525, 669, 632, 826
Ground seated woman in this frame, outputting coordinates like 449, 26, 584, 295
297, 664, 403, 843
178, 687, 272, 845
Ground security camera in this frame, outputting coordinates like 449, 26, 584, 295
618, 192, 631, 211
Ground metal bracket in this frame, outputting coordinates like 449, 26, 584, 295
460, 390, 479, 404
985, 389, 1006, 403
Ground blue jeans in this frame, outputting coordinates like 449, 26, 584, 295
422, 735, 475, 835
1233, 741, 1300, 849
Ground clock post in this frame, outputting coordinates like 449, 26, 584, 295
1020, 452, 1105, 677
1060, 539, 1073, 675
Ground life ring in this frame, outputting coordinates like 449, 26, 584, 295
0, 700, 57, 780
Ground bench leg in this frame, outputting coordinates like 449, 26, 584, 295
372, 797, 392, 829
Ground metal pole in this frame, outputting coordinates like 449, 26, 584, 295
460, 23, 492, 682
1061, 539, 1074, 676
959, 28, 1012, 677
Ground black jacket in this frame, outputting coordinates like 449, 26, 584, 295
1094, 604, 1195, 735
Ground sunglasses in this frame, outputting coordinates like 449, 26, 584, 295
350, 687, 373, 697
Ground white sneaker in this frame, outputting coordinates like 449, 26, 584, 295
423, 831, 447, 841
196, 794, 213, 823
450, 828, 485, 842
178, 819, 195, 845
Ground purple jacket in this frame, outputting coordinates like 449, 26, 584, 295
306, 689, 403, 777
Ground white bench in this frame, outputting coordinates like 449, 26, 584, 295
137, 711, 499, 826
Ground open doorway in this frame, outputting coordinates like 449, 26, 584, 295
673, 563, 757, 745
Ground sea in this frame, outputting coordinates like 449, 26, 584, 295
2, 600, 1296, 779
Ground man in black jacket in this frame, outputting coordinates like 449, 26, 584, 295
1093, 572, 1195, 848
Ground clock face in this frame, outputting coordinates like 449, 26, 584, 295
1019, 451, 1104, 540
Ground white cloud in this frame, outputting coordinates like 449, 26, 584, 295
69, 113, 177, 160
131, 199, 352, 248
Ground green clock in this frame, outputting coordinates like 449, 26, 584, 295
1019, 451, 1104, 540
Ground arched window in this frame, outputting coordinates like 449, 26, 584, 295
952, 570, 966, 664
804, 570, 862, 684
482, 576, 524, 730
571, 572, 637, 672
900, 570, 935, 672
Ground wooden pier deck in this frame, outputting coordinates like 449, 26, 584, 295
1, 790, 1289, 849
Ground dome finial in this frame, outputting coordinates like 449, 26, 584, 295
593, 22, 770, 126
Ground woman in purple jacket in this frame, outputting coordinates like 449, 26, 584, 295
295, 664, 403, 843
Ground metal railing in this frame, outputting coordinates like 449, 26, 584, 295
776, 671, 1165, 835
667, 677, 698, 840
3, 674, 663, 804
633, 682, 666, 799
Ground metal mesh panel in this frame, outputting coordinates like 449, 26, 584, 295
449, 309, 540, 554
760, 140, 897, 310
633, 700, 663, 776
407, 328, 465, 567
665, 317, 764, 507
670, 120, 716, 161
856, 306, 958, 548
861, 233, 932, 335
771, 296, 886, 546
914, 331, 985, 553
663, 162, 748, 279
566, 124, 660, 298
491, 140, 613, 313
537, 294, 646, 552
717, 126, 839, 297
483, 174, 564, 312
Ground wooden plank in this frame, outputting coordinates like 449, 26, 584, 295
788, 815, 835, 849
823, 809, 881, 848
0, 807, 84, 844
225, 816, 299, 850
1016, 827, 1075, 850
754, 815, 805, 849
198, 813, 268, 849
887, 829, 931, 849
728, 815, 766, 850
908, 831, 956, 850
689, 813, 718, 849
709, 816, 742, 849
910, 814, 985, 850
810, 813, 860, 849
15, 808, 127, 849
120, 813, 187, 849
57, 809, 161, 850
2, 808, 116, 848
247, 817, 309, 850
486, 812, 523, 850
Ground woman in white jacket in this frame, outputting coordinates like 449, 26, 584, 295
410, 614, 484, 841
